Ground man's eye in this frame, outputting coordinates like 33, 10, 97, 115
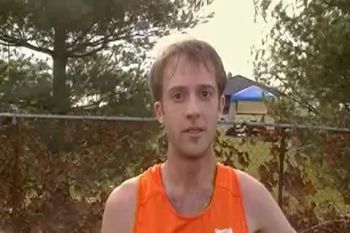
172, 93, 183, 101
201, 90, 211, 99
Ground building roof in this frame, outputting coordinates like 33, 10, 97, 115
231, 85, 275, 101
224, 75, 279, 96
224, 75, 257, 95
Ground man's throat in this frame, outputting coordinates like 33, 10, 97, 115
167, 186, 215, 216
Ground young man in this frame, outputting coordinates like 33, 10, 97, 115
102, 39, 296, 233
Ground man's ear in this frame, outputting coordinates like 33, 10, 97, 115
154, 101, 164, 124
219, 94, 225, 114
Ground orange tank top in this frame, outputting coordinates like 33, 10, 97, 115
133, 163, 249, 233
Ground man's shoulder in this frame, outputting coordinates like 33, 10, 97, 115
234, 169, 267, 196
101, 176, 139, 233
107, 176, 139, 205
105, 164, 159, 208
234, 169, 296, 233
233, 169, 273, 209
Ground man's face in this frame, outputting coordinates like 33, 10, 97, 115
154, 55, 225, 159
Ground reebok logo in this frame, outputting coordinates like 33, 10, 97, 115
215, 228, 233, 233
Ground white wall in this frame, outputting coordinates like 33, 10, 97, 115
234, 101, 268, 114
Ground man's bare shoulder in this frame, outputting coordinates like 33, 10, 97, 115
235, 169, 296, 233
101, 176, 139, 233
104, 176, 139, 211
235, 169, 268, 203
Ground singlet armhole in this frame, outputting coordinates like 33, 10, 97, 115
231, 168, 250, 233
131, 175, 141, 233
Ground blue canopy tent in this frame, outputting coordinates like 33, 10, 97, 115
230, 85, 275, 102
227, 85, 275, 121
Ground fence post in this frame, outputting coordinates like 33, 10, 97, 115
10, 116, 21, 232
278, 127, 287, 209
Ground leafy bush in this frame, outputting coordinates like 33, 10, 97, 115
0, 118, 349, 232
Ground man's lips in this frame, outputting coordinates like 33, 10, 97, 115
183, 127, 205, 134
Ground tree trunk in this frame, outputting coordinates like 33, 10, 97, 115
47, 24, 69, 153
43, 25, 72, 216
52, 24, 69, 114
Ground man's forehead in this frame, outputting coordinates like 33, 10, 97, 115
164, 70, 217, 93
163, 54, 215, 78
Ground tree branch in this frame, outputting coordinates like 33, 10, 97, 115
323, 0, 350, 13
72, 92, 116, 111
69, 36, 109, 53
19, 41, 53, 55
67, 20, 99, 50
67, 31, 131, 58
68, 43, 107, 58
67, 24, 129, 55
67, 22, 156, 58
66, 19, 155, 57
0, 34, 53, 56
72, 100, 103, 111
273, 74, 319, 114
300, 218, 350, 233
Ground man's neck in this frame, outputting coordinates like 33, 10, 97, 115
161, 149, 217, 190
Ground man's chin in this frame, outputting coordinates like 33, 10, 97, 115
179, 147, 211, 160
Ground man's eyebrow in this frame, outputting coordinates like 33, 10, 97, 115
168, 86, 186, 92
198, 84, 216, 91
167, 84, 216, 92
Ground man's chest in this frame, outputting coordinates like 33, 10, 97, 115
167, 189, 213, 216
134, 195, 249, 233
135, 214, 239, 233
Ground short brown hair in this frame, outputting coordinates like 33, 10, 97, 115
149, 39, 227, 101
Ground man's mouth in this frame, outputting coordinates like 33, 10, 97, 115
184, 127, 205, 134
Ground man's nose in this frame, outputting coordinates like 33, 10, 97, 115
185, 95, 200, 119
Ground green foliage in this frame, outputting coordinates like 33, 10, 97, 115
254, 0, 350, 126
254, 0, 350, 210
0, 0, 213, 55
0, 119, 349, 232
0, 50, 51, 112
0, 0, 214, 114
0, 118, 162, 232
0, 47, 153, 116
67, 46, 153, 116
217, 125, 350, 232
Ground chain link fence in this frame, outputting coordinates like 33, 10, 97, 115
0, 113, 349, 232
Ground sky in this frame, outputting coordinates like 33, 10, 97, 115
153, 0, 268, 80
